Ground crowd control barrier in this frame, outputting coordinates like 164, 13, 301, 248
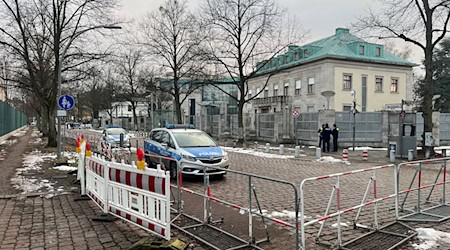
396, 157, 450, 222
77, 141, 171, 240
299, 164, 398, 249
167, 161, 300, 250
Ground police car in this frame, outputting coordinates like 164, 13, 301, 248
144, 124, 229, 179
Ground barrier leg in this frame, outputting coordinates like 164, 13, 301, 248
336, 176, 342, 247
354, 176, 373, 228
400, 168, 419, 212
373, 170, 378, 229
248, 176, 254, 244
443, 161, 447, 205
417, 163, 422, 212
317, 184, 337, 241
251, 184, 270, 242
203, 170, 212, 224
425, 164, 444, 203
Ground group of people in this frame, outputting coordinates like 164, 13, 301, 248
318, 123, 339, 152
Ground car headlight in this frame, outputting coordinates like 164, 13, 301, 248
223, 151, 229, 161
182, 154, 197, 162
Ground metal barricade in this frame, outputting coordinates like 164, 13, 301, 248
396, 157, 450, 222
299, 164, 401, 249
170, 162, 299, 250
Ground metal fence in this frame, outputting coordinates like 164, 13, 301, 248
259, 113, 275, 138
440, 113, 450, 141
0, 101, 28, 137
296, 112, 319, 141
336, 112, 383, 142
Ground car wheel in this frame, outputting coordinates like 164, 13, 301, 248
170, 162, 178, 180
145, 155, 155, 168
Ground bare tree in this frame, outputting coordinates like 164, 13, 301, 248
354, 0, 450, 156
114, 47, 149, 130
141, 0, 205, 123
201, 0, 304, 142
0, 0, 120, 147
383, 41, 412, 60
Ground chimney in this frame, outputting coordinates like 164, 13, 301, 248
336, 28, 350, 35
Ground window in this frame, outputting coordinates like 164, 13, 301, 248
376, 47, 381, 57
264, 87, 269, 98
278, 59, 282, 65
343, 105, 352, 112
304, 49, 309, 57
150, 130, 163, 142
359, 45, 365, 55
295, 80, 301, 95
343, 74, 352, 90
285, 55, 289, 63
273, 84, 278, 96
256, 88, 260, 98
128, 105, 132, 111
308, 77, 315, 94
375, 77, 383, 92
307, 105, 315, 113
283, 82, 289, 96
248, 90, 252, 98
391, 78, 398, 93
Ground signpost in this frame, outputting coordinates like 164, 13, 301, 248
57, 95, 75, 158
292, 109, 300, 145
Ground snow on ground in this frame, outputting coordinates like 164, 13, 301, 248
331, 222, 349, 228
348, 147, 388, 151
412, 228, 450, 250
13, 129, 27, 137
0, 139, 17, 145
10, 150, 58, 195
0, 149, 5, 161
241, 209, 310, 220
53, 165, 78, 171
315, 156, 351, 165
222, 146, 307, 159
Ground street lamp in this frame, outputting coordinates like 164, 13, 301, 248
351, 89, 358, 151
57, 25, 122, 158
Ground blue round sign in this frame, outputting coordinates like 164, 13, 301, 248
58, 95, 75, 110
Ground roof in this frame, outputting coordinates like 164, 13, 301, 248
255, 28, 418, 76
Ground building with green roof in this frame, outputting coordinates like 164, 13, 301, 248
246, 28, 417, 113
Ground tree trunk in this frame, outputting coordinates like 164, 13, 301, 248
132, 102, 138, 130
174, 93, 182, 124
423, 13, 434, 158
47, 105, 57, 147
237, 100, 245, 143
41, 105, 49, 136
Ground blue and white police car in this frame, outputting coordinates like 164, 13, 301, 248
101, 126, 131, 147
144, 124, 229, 179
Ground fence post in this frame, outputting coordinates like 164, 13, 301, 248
390, 150, 396, 162
103, 156, 109, 214
265, 143, 270, 153
279, 144, 284, 155
408, 149, 414, 161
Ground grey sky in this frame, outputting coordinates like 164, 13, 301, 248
119, 0, 420, 64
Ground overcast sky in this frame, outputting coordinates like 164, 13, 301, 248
118, 0, 421, 65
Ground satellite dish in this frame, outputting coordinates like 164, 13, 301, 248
321, 91, 335, 110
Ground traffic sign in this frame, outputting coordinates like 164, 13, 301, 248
292, 109, 300, 118
58, 95, 75, 110
400, 110, 406, 118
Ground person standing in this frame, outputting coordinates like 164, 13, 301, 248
322, 123, 331, 152
318, 124, 325, 147
332, 124, 339, 152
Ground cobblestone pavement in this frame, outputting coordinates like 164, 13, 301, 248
2, 128, 450, 250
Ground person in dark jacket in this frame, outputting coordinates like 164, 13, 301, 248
322, 123, 332, 152
332, 124, 339, 152
318, 124, 325, 147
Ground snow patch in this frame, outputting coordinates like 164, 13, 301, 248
222, 146, 306, 159
331, 222, 349, 228
53, 165, 77, 171
316, 156, 351, 165
348, 147, 387, 151
412, 228, 450, 250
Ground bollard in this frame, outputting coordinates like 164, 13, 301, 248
265, 143, 270, 153
390, 149, 396, 162
342, 149, 349, 161
316, 147, 321, 159
120, 133, 124, 147
279, 144, 284, 155
408, 149, 414, 161
362, 149, 368, 161
295, 146, 301, 158
254, 142, 258, 151
443, 149, 447, 157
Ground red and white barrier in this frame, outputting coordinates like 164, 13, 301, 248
362, 150, 368, 161
342, 149, 348, 161
82, 152, 171, 240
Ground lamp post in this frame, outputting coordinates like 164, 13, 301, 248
351, 90, 357, 151
57, 25, 121, 159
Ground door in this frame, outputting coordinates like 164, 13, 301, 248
362, 76, 367, 112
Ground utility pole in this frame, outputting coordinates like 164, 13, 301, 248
351, 90, 357, 151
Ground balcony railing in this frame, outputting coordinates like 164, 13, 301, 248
252, 95, 291, 105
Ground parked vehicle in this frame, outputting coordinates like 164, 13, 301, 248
144, 124, 229, 179
101, 127, 131, 147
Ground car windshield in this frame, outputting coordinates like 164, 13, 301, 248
172, 131, 217, 148
107, 128, 127, 135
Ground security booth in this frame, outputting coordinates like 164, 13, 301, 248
388, 111, 417, 158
